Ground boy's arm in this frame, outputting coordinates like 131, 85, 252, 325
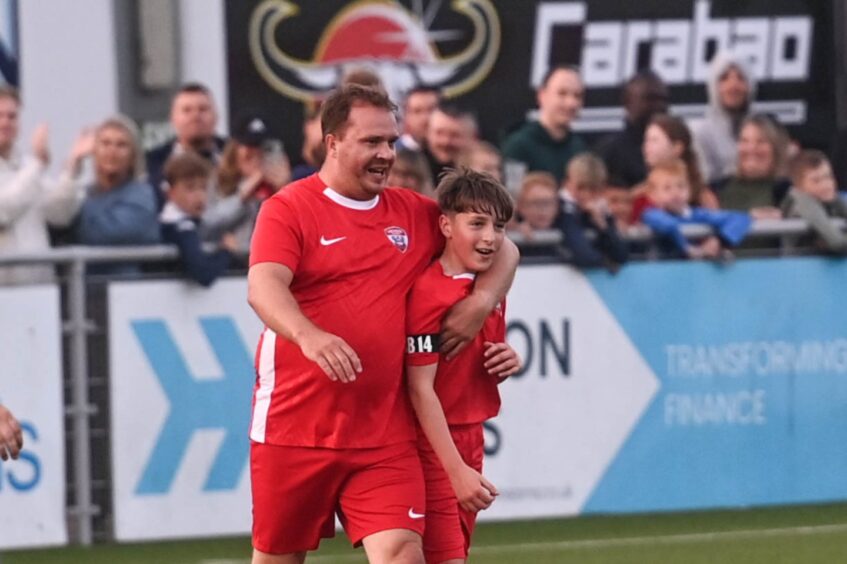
441, 238, 519, 358
406, 363, 498, 513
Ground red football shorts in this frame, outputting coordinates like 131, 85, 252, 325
417, 424, 485, 563
251, 440, 426, 555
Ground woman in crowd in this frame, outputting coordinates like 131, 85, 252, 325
712, 114, 791, 219
631, 114, 718, 222
211, 115, 290, 251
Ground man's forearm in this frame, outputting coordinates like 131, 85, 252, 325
473, 237, 519, 307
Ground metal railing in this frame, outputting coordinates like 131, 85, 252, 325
0, 217, 844, 546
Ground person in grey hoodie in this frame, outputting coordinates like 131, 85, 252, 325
689, 51, 757, 184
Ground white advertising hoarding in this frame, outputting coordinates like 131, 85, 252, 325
0, 285, 67, 549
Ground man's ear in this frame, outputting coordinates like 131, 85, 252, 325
325, 133, 337, 158
439, 214, 452, 238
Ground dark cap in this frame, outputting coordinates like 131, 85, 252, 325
233, 115, 271, 147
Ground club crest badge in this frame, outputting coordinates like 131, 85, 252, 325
385, 226, 409, 253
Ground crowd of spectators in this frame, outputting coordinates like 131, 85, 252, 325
1, 48, 846, 287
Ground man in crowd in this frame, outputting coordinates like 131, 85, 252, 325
246, 84, 518, 563
397, 86, 441, 153
422, 104, 472, 182
146, 83, 226, 207
596, 70, 669, 187
0, 403, 22, 461
502, 65, 586, 184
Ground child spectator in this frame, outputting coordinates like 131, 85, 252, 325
511, 172, 559, 235
458, 141, 503, 183
160, 152, 237, 286
406, 168, 520, 564
557, 153, 629, 269
642, 159, 751, 260
781, 150, 847, 254
388, 149, 434, 196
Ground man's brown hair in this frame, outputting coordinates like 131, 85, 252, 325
437, 167, 514, 224
321, 84, 397, 139
163, 152, 212, 187
0, 85, 20, 105
789, 149, 830, 187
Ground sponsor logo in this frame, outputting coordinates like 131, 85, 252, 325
320, 235, 347, 246
248, 0, 501, 102
385, 226, 409, 253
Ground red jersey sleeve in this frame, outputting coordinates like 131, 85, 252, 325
405, 271, 445, 367
249, 195, 303, 272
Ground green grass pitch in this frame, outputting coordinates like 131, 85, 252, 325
4, 502, 847, 563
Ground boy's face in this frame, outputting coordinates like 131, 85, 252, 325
568, 177, 603, 210
649, 171, 690, 215
439, 211, 505, 273
518, 183, 558, 229
168, 176, 208, 217
800, 162, 837, 202
604, 186, 632, 226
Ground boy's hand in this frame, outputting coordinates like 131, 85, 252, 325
0, 405, 23, 461
700, 236, 722, 258
484, 341, 521, 381
449, 464, 498, 513
441, 292, 491, 359
583, 198, 609, 230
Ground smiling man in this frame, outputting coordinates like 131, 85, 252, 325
246, 85, 518, 564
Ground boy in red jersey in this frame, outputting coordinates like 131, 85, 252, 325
406, 169, 521, 563
247, 85, 519, 564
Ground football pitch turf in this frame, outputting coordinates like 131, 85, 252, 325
5, 502, 847, 563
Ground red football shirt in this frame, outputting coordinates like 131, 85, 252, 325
249, 174, 443, 448
405, 260, 505, 426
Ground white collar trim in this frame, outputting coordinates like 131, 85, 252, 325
323, 187, 380, 210
451, 273, 476, 281
160, 201, 190, 222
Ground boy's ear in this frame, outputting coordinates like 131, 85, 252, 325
438, 214, 452, 238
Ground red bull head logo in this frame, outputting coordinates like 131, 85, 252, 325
249, 0, 501, 102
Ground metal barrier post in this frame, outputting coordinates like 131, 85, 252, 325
66, 257, 94, 545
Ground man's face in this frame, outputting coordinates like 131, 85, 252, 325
0, 96, 19, 153
439, 211, 505, 273
626, 78, 669, 126
169, 176, 209, 217
170, 91, 217, 147
800, 162, 837, 203
426, 110, 466, 165
327, 103, 398, 198
717, 66, 750, 112
537, 69, 584, 130
403, 91, 439, 143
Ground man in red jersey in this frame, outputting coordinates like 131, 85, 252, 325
247, 85, 519, 564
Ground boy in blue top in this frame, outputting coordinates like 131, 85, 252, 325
160, 152, 236, 286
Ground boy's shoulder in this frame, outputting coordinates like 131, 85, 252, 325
409, 261, 473, 311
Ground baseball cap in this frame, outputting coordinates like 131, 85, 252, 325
233, 115, 271, 147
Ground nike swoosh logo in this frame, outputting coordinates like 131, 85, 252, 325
408, 508, 425, 519
320, 236, 347, 246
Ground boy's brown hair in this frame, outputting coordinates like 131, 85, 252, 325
567, 153, 608, 189
163, 152, 212, 187
789, 149, 830, 187
647, 158, 688, 189
437, 167, 514, 224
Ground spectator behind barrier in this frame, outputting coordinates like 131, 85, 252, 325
397, 86, 441, 153
57, 115, 160, 271
642, 159, 751, 260
457, 141, 503, 184
556, 153, 628, 270
291, 105, 325, 181
160, 152, 237, 287
509, 172, 560, 258
604, 185, 634, 231
595, 70, 669, 188
0, 86, 82, 285
145, 83, 226, 209
782, 150, 847, 254
211, 114, 290, 252
501, 65, 586, 184
631, 114, 719, 223
689, 51, 756, 184
712, 114, 791, 219
388, 149, 434, 197
422, 104, 472, 182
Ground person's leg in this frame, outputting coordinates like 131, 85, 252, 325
251, 549, 306, 564
361, 528, 425, 564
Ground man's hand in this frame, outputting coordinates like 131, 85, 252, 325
296, 326, 362, 383
449, 464, 498, 513
483, 341, 521, 381
0, 405, 23, 461
441, 292, 493, 359
31, 124, 50, 165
